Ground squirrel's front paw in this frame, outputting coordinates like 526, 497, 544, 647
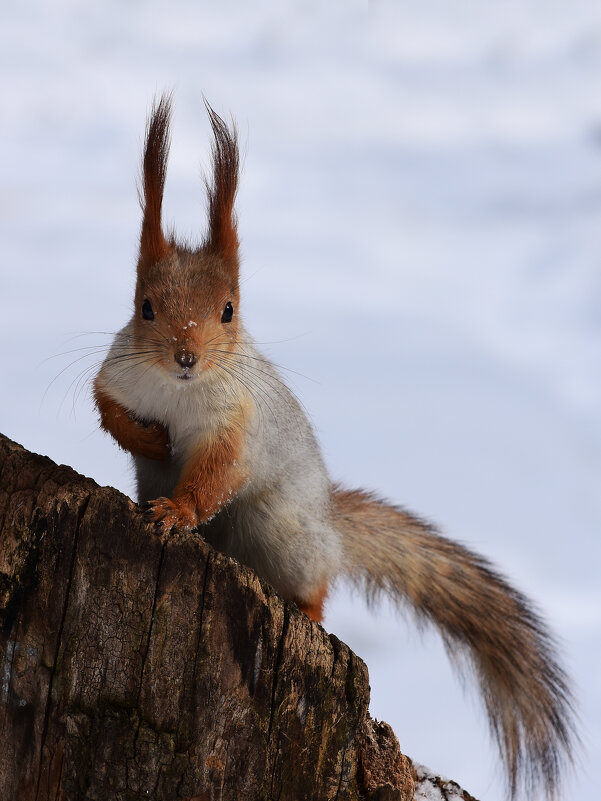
144, 496, 200, 534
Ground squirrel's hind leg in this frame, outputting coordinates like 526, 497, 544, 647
294, 583, 329, 623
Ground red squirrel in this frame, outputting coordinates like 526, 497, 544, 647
94, 95, 575, 798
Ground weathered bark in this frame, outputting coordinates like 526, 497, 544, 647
0, 433, 475, 801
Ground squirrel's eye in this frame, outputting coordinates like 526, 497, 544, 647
221, 302, 234, 323
142, 299, 154, 320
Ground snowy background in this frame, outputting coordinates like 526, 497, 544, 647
2, 1, 600, 798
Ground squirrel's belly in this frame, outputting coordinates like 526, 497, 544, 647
204, 489, 340, 601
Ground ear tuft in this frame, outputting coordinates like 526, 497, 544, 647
203, 100, 240, 267
139, 93, 173, 266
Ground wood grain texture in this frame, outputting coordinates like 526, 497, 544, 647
0, 433, 420, 801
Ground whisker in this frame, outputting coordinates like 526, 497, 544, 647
219, 355, 297, 435
228, 334, 310, 347
42, 344, 114, 363
210, 356, 279, 435
208, 350, 308, 419
58, 360, 104, 418
59, 331, 121, 340
104, 350, 165, 365
219, 367, 268, 435
46, 334, 167, 416
69, 363, 102, 418
108, 354, 165, 385
44, 350, 110, 403
211, 364, 271, 439
209, 347, 317, 384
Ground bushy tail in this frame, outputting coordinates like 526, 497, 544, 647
331, 485, 576, 799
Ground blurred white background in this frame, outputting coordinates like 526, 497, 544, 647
2, 1, 600, 798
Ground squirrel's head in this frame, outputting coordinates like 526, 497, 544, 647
132, 94, 240, 383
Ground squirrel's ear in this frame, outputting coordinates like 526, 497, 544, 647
203, 101, 239, 271
139, 94, 173, 267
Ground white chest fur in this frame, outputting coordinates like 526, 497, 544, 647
99, 322, 249, 461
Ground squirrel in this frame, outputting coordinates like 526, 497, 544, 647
93, 94, 576, 798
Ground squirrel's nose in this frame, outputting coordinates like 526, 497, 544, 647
174, 349, 197, 368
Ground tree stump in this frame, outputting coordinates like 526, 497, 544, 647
0, 433, 478, 801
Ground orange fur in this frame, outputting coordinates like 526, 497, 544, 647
94, 384, 169, 460
139, 94, 174, 266
132, 249, 240, 378
203, 102, 239, 269
148, 413, 248, 529
295, 583, 329, 623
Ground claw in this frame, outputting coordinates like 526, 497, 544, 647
141, 501, 158, 525
145, 496, 200, 532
